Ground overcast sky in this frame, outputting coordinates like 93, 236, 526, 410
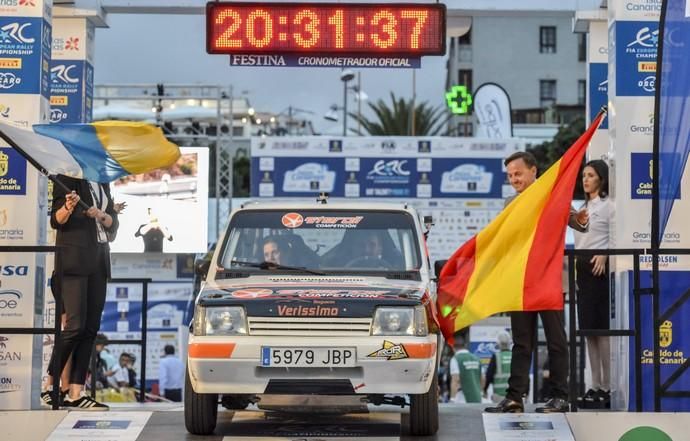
93, 13, 448, 133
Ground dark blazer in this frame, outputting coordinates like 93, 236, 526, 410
50, 175, 119, 277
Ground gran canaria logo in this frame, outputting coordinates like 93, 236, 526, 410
659, 320, 672, 348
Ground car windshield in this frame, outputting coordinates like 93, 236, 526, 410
218, 209, 421, 273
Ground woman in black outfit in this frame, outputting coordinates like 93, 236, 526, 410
42, 175, 119, 410
573, 160, 614, 408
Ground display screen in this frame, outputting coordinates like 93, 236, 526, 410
207, 2, 446, 56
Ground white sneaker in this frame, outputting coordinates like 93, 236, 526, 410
62, 392, 109, 411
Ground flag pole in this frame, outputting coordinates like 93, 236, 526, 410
0, 127, 91, 210
650, 0, 670, 413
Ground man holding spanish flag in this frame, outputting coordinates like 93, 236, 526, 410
437, 110, 606, 413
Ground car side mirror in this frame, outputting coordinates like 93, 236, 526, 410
195, 258, 211, 279
434, 260, 448, 279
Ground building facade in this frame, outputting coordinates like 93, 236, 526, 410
447, 8, 590, 137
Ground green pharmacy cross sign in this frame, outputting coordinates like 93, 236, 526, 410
445, 85, 472, 114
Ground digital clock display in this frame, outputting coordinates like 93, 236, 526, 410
207, 2, 446, 56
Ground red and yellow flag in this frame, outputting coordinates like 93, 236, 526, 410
437, 111, 606, 342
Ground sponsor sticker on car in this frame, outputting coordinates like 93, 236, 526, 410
367, 341, 409, 360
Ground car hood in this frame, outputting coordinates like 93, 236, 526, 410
197, 280, 428, 318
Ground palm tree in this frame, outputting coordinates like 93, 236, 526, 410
349, 92, 451, 136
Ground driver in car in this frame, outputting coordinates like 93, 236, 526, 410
364, 233, 384, 260
263, 236, 287, 265
346, 232, 393, 269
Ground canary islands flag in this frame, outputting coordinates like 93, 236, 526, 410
0, 121, 180, 182
437, 110, 606, 342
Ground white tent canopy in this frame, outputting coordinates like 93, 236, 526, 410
160, 106, 219, 122
93, 105, 155, 122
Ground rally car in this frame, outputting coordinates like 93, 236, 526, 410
185, 200, 441, 436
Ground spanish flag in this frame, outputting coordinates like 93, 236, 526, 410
437, 110, 606, 342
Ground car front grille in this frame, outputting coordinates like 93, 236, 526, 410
248, 316, 372, 336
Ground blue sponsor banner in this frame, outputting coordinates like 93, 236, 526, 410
230, 54, 421, 68
616, 21, 659, 96
630, 152, 681, 200
359, 157, 417, 197
429, 158, 503, 198
251, 157, 346, 197
251, 156, 506, 198
589, 63, 609, 130
656, 0, 690, 242
628, 270, 690, 411
49, 59, 85, 123
0, 147, 26, 195
0, 17, 44, 94
101, 299, 194, 333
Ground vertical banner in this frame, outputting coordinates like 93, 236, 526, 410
50, 17, 94, 124
627, 271, 690, 411
473, 83, 513, 139
608, 0, 690, 412
0, 0, 52, 410
587, 20, 610, 161
655, 0, 690, 244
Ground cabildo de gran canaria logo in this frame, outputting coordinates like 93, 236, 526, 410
641, 319, 686, 365
659, 320, 672, 348
0, 150, 8, 177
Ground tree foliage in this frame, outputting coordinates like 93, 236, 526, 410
528, 116, 587, 199
349, 92, 451, 136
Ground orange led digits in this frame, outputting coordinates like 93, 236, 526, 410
293, 9, 320, 48
246, 10, 273, 48
207, 2, 446, 56
371, 10, 397, 49
215, 10, 243, 48
327, 9, 344, 49
400, 10, 428, 49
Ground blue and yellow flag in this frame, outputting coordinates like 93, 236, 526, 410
0, 121, 180, 182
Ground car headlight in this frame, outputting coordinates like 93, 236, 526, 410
371, 305, 428, 336
193, 305, 247, 336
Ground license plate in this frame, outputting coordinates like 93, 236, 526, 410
261, 347, 356, 367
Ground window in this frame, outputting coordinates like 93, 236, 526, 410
578, 33, 587, 62
540, 80, 557, 108
578, 80, 587, 106
457, 29, 471, 45
456, 122, 473, 137
221, 210, 421, 271
540, 26, 557, 53
458, 69, 473, 93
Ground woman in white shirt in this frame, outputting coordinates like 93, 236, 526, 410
573, 159, 614, 408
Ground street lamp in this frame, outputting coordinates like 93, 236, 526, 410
340, 69, 356, 136
329, 70, 367, 135
324, 105, 339, 122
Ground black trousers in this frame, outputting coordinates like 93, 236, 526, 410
505, 310, 569, 402
164, 389, 182, 402
47, 246, 108, 385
